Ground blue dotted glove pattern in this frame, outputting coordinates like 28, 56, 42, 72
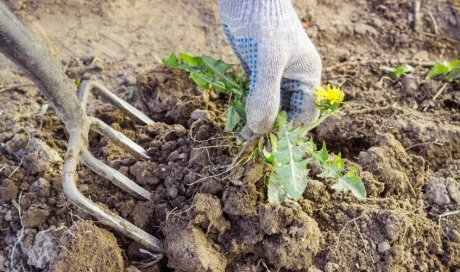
281, 79, 305, 119
223, 24, 306, 120
223, 24, 258, 98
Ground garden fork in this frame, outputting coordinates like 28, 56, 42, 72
0, 2, 162, 253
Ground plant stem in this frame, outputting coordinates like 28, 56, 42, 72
302, 112, 333, 133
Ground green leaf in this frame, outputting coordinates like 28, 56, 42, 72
263, 147, 275, 164
232, 102, 246, 122
163, 53, 180, 67
189, 72, 210, 89
225, 105, 241, 132
276, 162, 309, 200
179, 53, 202, 66
306, 140, 366, 199
201, 56, 238, 88
267, 125, 310, 203
163, 52, 250, 131
381, 65, 413, 79
429, 63, 451, 78
448, 60, 460, 70
269, 133, 279, 152
267, 177, 287, 204
381, 66, 396, 73
275, 111, 289, 129
331, 168, 367, 199
394, 67, 406, 78
127, 88, 136, 102
445, 67, 460, 82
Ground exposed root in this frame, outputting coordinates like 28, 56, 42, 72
438, 210, 460, 226
187, 151, 254, 186
432, 82, 449, 101
133, 249, 163, 269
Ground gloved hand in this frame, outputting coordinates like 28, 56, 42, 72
219, 0, 322, 139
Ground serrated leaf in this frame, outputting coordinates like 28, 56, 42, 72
267, 124, 310, 202
331, 168, 366, 199
305, 138, 317, 153
429, 63, 450, 77
162, 53, 179, 68
319, 143, 329, 161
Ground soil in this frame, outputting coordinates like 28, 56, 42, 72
1, 0, 460, 271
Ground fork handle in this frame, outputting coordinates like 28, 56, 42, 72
0, 2, 84, 129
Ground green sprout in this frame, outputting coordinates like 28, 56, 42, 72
381, 65, 414, 80
75, 78, 82, 89
127, 88, 137, 102
163, 53, 249, 131
429, 60, 460, 82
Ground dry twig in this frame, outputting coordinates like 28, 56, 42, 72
413, 0, 421, 32
432, 82, 449, 101
0, 83, 33, 94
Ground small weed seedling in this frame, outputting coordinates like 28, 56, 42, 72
163, 53, 249, 131
164, 53, 366, 203
381, 65, 414, 80
429, 60, 460, 82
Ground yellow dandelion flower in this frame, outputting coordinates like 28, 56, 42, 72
315, 84, 344, 105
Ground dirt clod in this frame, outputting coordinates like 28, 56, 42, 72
0, 179, 18, 202
49, 221, 124, 272
259, 202, 324, 270
164, 219, 227, 272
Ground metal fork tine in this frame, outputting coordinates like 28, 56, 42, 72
64, 135, 162, 252
78, 81, 155, 125
82, 150, 151, 200
89, 116, 151, 160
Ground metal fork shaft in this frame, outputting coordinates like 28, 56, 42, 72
0, 1, 85, 129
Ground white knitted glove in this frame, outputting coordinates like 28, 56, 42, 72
219, 0, 322, 138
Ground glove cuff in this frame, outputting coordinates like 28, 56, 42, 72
219, 0, 296, 24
